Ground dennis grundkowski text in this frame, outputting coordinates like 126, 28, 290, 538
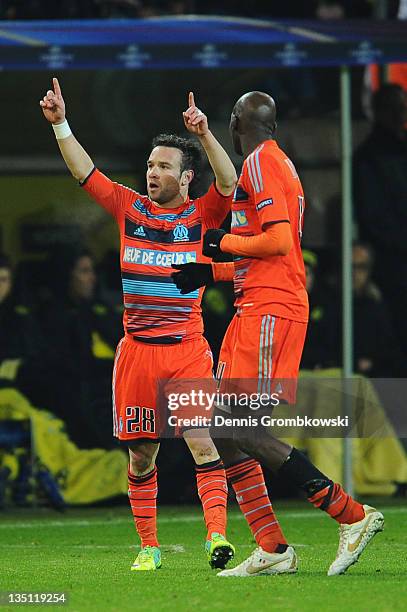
168, 415, 350, 428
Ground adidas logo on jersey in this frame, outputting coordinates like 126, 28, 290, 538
134, 225, 146, 237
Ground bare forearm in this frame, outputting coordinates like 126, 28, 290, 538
41, 78, 94, 181
199, 130, 237, 195
55, 132, 94, 182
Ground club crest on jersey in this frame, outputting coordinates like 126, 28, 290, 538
231, 210, 248, 228
173, 223, 189, 242
256, 198, 273, 211
133, 225, 146, 237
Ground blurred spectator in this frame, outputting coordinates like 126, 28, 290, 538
300, 249, 338, 370
365, 0, 407, 104
353, 84, 407, 352
166, 0, 189, 14
0, 0, 374, 20
351, 243, 406, 377
202, 285, 234, 367
39, 246, 122, 449
95, 0, 147, 18
316, 0, 372, 19
0, 0, 97, 19
301, 244, 406, 376
98, 249, 123, 307
0, 253, 50, 404
315, 0, 345, 19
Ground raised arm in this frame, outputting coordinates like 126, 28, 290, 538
183, 92, 237, 195
40, 77, 94, 182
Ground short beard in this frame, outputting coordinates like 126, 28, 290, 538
153, 189, 179, 205
150, 180, 183, 205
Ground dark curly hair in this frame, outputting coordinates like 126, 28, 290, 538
151, 133, 202, 189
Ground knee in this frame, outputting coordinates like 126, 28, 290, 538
232, 428, 257, 458
211, 436, 248, 466
183, 433, 219, 464
129, 444, 157, 476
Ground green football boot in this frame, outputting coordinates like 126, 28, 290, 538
131, 546, 161, 571
205, 533, 235, 569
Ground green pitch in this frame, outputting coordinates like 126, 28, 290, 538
0, 500, 406, 612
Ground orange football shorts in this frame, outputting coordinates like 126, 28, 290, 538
216, 314, 307, 405
112, 334, 214, 442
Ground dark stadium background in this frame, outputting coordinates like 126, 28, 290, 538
1, 0, 407, 510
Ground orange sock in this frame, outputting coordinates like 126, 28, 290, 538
128, 466, 159, 547
195, 459, 228, 539
226, 458, 288, 553
276, 448, 365, 526
308, 482, 365, 524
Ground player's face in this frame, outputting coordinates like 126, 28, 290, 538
69, 255, 96, 302
147, 147, 185, 204
0, 267, 12, 304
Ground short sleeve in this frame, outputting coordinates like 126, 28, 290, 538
195, 181, 233, 229
243, 151, 289, 229
81, 168, 138, 221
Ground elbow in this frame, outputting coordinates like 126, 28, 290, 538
217, 177, 237, 196
71, 169, 82, 181
276, 244, 292, 256
73, 165, 94, 184
276, 234, 293, 256
277, 223, 293, 256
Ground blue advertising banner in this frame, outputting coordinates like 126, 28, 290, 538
0, 16, 406, 70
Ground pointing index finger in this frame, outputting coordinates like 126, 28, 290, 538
53, 77, 62, 97
188, 91, 195, 108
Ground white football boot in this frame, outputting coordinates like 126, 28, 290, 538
328, 504, 384, 576
217, 545, 297, 577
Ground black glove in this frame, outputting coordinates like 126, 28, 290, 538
171, 263, 213, 294
203, 229, 226, 258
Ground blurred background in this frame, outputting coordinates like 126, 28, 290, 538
1, 0, 407, 510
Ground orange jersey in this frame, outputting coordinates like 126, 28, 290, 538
82, 169, 231, 344
231, 139, 308, 323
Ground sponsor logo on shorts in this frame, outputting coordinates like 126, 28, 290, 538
256, 198, 273, 211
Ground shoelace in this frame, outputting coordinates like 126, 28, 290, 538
241, 547, 262, 567
212, 534, 225, 543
